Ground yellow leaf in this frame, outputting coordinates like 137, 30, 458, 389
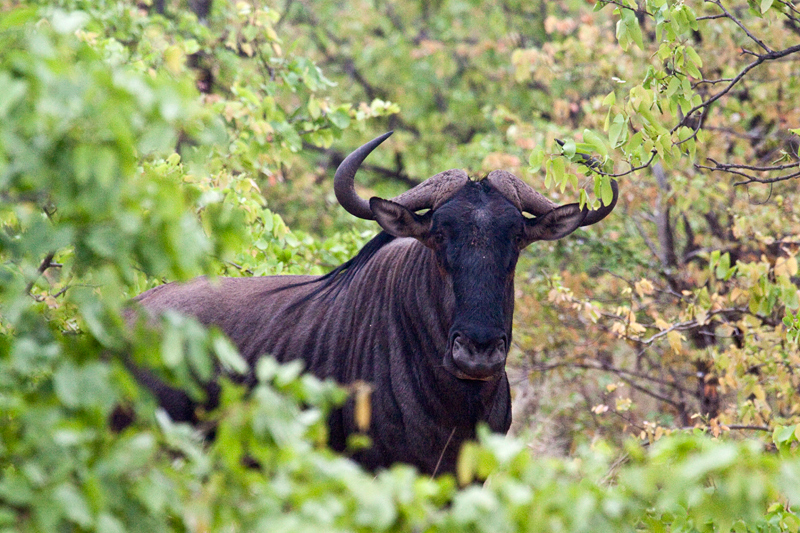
695, 309, 708, 325
628, 322, 646, 335
752, 385, 766, 402
456, 443, 477, 486
611, 322, 626, 337
615, 397, 632, 412
164, 45, 184, 74
352, 381, 372, 432
655, 318, 671, 331
635, 278, 654, 298
777, 255, 798, 277
667, 330, 682, 354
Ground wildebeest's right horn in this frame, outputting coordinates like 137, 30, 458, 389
334, 132, 469, 219
334, 131, 394, 220
484, 170, 558, 216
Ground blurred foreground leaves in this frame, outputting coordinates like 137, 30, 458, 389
0, 2, 799, 532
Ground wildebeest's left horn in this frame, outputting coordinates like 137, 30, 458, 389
334, 131, 395, 220
335, 132, 469, 219
485, 170, 618, 226
579, 178, 618, 226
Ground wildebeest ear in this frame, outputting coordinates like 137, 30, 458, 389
522, 203, 588, 245
369, 197, 432, 239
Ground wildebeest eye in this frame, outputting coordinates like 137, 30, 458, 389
431, 231, 446, 246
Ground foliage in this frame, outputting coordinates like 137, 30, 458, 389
1, 0, 800, 531
274, 0, 800, 458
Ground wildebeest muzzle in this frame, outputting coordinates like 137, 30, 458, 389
444, 328, 508, 381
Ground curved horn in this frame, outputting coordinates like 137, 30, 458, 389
334, 132, 469, 219
484, 170, 558, 215
581, 178, 618, 226
334, 131, 394, 220
485, 170, 618, 226
389, 168, 469, 212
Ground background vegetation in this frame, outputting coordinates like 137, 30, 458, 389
2, 0, 800, 530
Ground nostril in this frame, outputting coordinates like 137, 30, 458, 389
494, 337, 506, 353
452, 334, 466, 350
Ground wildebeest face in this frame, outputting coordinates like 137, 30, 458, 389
370, 181, 587, 381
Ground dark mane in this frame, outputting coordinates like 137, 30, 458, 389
274, 231, 397, 308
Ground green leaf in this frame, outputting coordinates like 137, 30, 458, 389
528, 147, 545, 172
685, 46, 703, 68
161, 323, 184, 368
328, 108, 351, 129
609, 114, 626, 147
561, 139, 576, 158
54, 483, 93, 528
50, 9, 90, 34
583, 129, 608, 157
214, 335, 248, 375
761, 0, 774, 13
773, 424, 797, 444
593, 175, 613, 206
308, 97, 321, 119
551, 156, 565, 188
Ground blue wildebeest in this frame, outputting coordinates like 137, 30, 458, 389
131, 132, 618, 475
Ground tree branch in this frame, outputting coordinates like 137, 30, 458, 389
696, 158, 800, 186
706, 0, 772, 53
673, 43, 800, 134
25, 251, 56, 296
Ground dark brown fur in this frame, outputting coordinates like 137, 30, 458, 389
132, 172, 616, 475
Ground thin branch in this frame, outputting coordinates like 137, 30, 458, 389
707, 0, 772, 53
530, 359, 693, 394
225, 261, 254, 275
673, 43, 800, 134
692, 76, 735, 87
697, 158, 800, 186
726, 425, 771, 432
704, 158, 800, 172
696, 13, 727, 21
25, 251, 56, 296
598, 0, 653, 17
594, 150, 658, 179
735, 170, 800, 186
633, 215, 663, 264
604, 307, 751, 347
621, 373, 684, 410
431, 426, 457, 479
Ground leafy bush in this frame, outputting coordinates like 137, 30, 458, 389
1, 2, 799, 532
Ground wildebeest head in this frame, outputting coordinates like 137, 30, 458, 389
334, 132, 617, 381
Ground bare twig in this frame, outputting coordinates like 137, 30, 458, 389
431, 426, 457, 479
530, 359, 693, 394
696, 158, 800, 186
593, 150, 658, 179
25, 251, 56, 296
598, 0, 652, 17
707, 0, 772, 53
673, 43, 800, 134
